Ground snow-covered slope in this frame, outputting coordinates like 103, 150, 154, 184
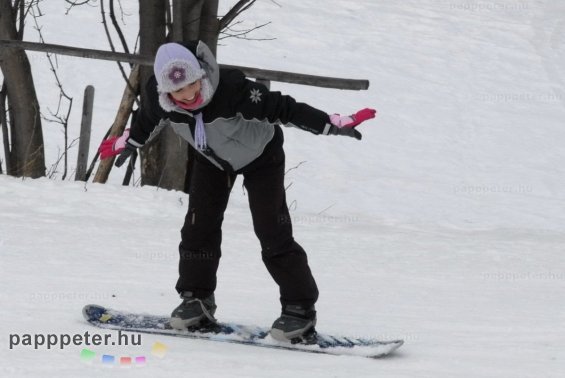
1, 1, 564, 377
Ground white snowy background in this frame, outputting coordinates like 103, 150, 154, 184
1, 0, 565, 376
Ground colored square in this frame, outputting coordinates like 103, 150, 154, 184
80, 348, 96, 363
120, 357, 132, 365
135, 356, 146, 366
102, 354, 115, 365
151, 341, 168, 358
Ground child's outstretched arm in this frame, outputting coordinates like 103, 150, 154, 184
231, 72, 376, 140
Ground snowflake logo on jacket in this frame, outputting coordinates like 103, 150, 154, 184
250, 88, 262, 104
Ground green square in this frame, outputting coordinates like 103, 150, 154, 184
80, 348, 96, 362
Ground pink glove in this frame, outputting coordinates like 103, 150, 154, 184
330, 108, 377, 128
98, 129, 130, 160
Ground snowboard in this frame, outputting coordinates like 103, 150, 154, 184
82, 304, 403, 359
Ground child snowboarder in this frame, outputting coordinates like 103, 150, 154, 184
99, 41, 376, 342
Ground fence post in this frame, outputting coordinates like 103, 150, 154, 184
75, 85, 95, 181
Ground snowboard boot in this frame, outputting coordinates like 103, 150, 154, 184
170, 292, 217, 330
270, 304, 317, 342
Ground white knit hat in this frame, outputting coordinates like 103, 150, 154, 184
154, 43, 206, 93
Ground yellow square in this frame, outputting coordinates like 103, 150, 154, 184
151, 341, 168, 358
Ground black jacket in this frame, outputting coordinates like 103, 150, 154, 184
129, 41, 331, 171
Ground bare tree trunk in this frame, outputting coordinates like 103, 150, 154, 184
199, 0, 219, 56
176, 0, 219, 48
172, 0, 184, 41
139, 0, 189, 191
0, 0, 45, 178
175, 0, 201, 193
181, 0, 218, 192
183, 0, 203, 39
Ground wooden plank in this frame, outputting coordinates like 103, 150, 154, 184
93, 66, 140, 184
0, 39, 369, 90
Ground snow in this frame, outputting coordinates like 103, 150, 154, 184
1, 0, 565, 376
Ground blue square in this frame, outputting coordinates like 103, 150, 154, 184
102, 354, 115, 365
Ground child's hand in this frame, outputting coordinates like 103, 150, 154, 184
330, 108, 377, 128
326, 108, 377, 140
98, 129, 130, 159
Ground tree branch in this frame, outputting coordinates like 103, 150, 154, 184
64, 0, 96, 15
219, 0, 255, 31
219, 21, 274, 41
31, 4, 73, 180
109, 0, 131, 55
66, 0, 91, 6
100, 0, 139, 105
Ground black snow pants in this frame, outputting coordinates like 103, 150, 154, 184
175, 125, 319, 310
